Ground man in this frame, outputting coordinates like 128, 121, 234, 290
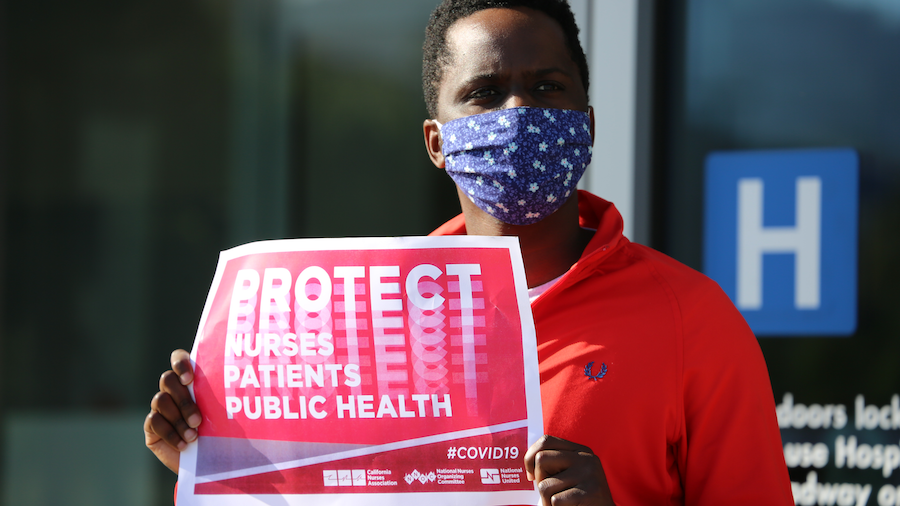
145, 1, 794, 504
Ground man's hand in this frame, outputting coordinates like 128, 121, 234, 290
143, 349, 203, 474
524, 435, 613, 506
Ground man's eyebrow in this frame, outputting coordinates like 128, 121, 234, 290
458, 67, 572, 89
526, 67, 573, 79
460, 73, 501, 86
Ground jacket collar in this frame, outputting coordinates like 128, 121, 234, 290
430, 190, 626, 258
429, 190, 629, 293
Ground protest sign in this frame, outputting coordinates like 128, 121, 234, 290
176, 236, 542, 506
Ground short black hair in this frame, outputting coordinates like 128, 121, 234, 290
422, 0, 589, 118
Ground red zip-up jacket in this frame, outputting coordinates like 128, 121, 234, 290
430, 190, 794, 505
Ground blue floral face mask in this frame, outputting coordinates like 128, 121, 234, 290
438, 107, 592, 226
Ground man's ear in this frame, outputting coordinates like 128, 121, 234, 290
423, 119, 445, 168
588, 106, 595, 145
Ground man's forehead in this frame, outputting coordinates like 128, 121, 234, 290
443, 7, 574, 75
447, 7, 540, 45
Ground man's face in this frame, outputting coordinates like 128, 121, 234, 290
434, 7, 589, 124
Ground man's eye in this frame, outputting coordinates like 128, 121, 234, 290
535, 82, 563, 92
469, 88, 498, 100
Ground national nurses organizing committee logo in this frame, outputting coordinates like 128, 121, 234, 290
703, 149, 858, 336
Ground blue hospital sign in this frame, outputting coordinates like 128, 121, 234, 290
703, 149, 858, 336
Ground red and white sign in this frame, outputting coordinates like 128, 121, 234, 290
177, 236, 542, 506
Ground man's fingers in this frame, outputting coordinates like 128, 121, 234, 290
159, 369, 202, 429
535, 466, 575, 501
532, 452, 611, 506
525, 434, 594, 480
150, 391, 198, 445
540, 484, 592, 506
171, 349, 193, 385
143, 411, 163, 446
533, 449, 572, 482
143, 412, 182, 474
538, 470, 593, 506
524, 435, 613, 505
145, 404, 189, 451
144, 348, 197, 475
531, 434, 593, 454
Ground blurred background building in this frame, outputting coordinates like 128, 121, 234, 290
0, 0, 897, 504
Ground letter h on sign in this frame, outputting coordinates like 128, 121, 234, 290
737, 177, 821, 310
703, 149, 858, 336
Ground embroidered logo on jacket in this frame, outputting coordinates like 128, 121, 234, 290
584, 361, 607, 381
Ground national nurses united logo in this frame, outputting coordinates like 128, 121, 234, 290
480, 468, 501, 484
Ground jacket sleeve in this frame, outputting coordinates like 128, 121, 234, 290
678, 278, 794, 504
